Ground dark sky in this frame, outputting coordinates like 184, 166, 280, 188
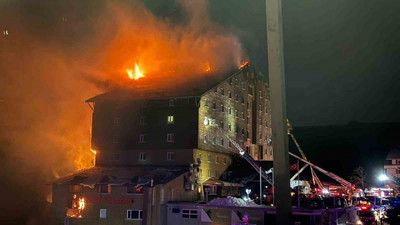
207, 0, 400, 126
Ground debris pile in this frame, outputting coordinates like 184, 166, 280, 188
207, 196, 261, 207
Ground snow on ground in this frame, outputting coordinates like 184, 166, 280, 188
207, 196, 262, 207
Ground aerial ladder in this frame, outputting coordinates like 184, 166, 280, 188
206, 117, 274, 186
206, 117, 354, 192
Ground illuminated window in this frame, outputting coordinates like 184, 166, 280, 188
167, 133, 175, 143
97, 184, 111, 193
139, 134, 146, 143
169, 99, 175, 107
167, 152, 174, 161
127, 210, 143, 220
100, 209, 107, 218
139, 153, 146, 161
3, 30, 9, 35
167, 115, 174, 124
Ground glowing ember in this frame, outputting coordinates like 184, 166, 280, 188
90, 149, 96, 155
127, 63, 145, 80
204, 62, 211, 73
239, 61, 249, 69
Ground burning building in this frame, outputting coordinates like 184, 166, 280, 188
51, 63, 272, 225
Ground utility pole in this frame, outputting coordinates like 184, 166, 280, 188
265, 0, 292, 224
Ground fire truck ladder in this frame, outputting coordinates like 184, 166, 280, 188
209, 120, 274, 186
287, 119, 324, 189
289, 152, 354, 190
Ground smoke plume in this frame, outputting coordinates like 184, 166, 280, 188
0, 0, 244, 224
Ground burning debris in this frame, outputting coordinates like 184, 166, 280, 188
67, 195, 86, 218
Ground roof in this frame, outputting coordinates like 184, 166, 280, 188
52, 166, 188, 188
86, 66, 247, 103
386, 148, 400, 160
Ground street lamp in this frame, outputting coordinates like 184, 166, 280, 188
245, 189, 251, 200
378, 174, 389, 182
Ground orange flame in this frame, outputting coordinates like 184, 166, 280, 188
127, 63, 145, 80
78, 197, 85, 211
239, 61, 249, 69
204, 62, 211, 73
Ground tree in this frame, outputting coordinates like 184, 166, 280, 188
348, 167, 367, 190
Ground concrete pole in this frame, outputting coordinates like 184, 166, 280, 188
265, 0, 292, 224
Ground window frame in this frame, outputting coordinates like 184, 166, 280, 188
126, 210, 143, 220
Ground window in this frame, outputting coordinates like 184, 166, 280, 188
235, 125, 239, 133
235, 110, 238, 117
97, 184, 110, 193
114, 117, 120, 126
169, 99, 175, 106
113, 153, 120, 161
265, 120, 268, 127
212, 102, 216, 109
228, 91, 232, 98
242, 112, 245, 119
182, 209, 198, 219
203, 135, 208, 143
220, 138, 224, 146
241, 128, 245, 135
204, 99, 209, 107
167, 115, 174, 124
212, 137, 216, 145
139, 153, 146, 161
167, 133, 175, 143
220, 121, 224, 129
223, 157, 227, 164
241, 96, 244, 104
228, 107, 232, 115
235, 94, 238, 101
139, 134, 146, 143
229, 78, 233, 85
127, 210, 143, 220
167, 152, 174, 161
246, 131, 249, 139
207, 154, 211, 162
247, 102, 250, 109
140, 116, 146, 125
216, 155, 219, 163
221, 88, 224, 95
228, 124, 232, 131
113, 135, 119, 144
221, 105, 224, 112
245, 146, 250, 154
127, 185, 143, 194
69, 185, 83, 193
100, 209, 107, 218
